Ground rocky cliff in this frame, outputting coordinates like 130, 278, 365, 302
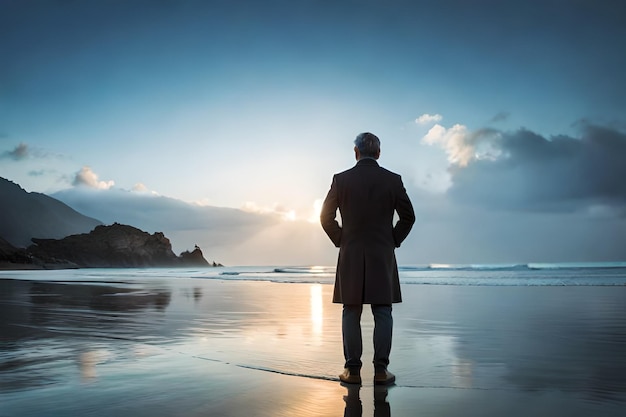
25, 223, 212, 268
0, 236, 34, 269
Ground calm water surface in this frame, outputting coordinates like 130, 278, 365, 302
1, 267, 625, 416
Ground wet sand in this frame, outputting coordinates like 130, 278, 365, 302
1, 275, 625, 416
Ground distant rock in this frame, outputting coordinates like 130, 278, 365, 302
25, 223, 216, 268
179, 245, 214, 266
0, 177, 102, 248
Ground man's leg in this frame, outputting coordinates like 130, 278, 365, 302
371, 304, 393, 371
342, 304, 363, 371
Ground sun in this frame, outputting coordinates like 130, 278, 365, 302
307, 199, 323, 223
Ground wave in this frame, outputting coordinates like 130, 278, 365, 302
526, 262, 626, 270
273, 266, 335, 274
399, 262, 626, 272
400, 264, 528, 272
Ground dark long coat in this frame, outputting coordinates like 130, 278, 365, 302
320, 158, 415, 305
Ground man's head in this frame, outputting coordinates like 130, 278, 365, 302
354, 132, 381, 160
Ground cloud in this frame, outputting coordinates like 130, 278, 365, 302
241, 199, 323, 223
241, 201, 296, 221
1, 143, 64, 161
132, 183, 148, 192
72, 166, 115, 190
490, 112, 510, 123
3, 143, 29, 160
48, 177, 625, 265
422, 124, 501, 167
434, 124, 626, 211
48, 187, 331, 265
130, 182, 159, 195
415, 113, 443, 125
400, 184, 626, 263
422, 124, 471, 166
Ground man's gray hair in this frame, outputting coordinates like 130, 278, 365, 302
354, 132, 381, 158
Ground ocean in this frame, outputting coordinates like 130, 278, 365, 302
222, 262, 626, 286
4, 261, 625, 286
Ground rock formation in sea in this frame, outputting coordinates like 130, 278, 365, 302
179, 245, 211, 267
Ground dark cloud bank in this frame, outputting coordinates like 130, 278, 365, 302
448, 124, 626, 215
407, 124, 626, 263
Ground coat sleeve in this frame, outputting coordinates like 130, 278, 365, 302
320, 175, 342, 247
392, 176, 415, 248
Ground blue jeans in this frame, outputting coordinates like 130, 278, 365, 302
342, 304, 393, 371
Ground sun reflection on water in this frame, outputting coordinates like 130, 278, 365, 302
310, 284, 324, 345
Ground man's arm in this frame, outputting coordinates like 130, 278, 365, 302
392, 176, 415, 247
320, 175, 342, 247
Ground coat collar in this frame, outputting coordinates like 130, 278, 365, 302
356, 158, 380, 167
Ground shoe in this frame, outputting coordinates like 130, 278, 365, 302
339, 368, 362, 384
374, 369, 395, 385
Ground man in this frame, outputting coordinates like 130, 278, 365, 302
320, 132, 415, 385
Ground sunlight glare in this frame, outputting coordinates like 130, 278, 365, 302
284, 210, 296, 221
308, 198, 323, 223
310, 284, 323, 343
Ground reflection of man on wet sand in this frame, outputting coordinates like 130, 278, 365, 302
321, 132, 415, 386
343, 385, 391, 417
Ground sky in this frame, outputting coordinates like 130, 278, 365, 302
1, 0, 626, 264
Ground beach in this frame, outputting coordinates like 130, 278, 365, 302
1, 267, 625, 416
